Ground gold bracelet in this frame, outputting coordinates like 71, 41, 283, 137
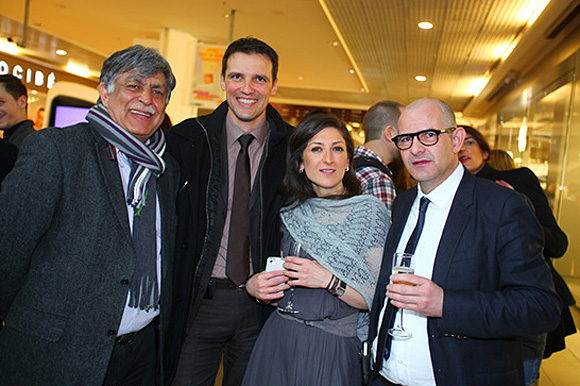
256, 298, 271, 305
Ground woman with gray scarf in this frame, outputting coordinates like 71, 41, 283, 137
242, 112, 389, 386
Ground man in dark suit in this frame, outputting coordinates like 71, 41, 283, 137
0, 45, 179, 386
165, 37, 292, 386
366, 98, 561, 386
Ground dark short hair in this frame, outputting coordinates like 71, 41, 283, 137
279, 111, 361, 207
0, 74, 28, 102
100, 45, 176, 103
221, 37, 279, 81
363, 100, 404, 141
461, 125, 491, 157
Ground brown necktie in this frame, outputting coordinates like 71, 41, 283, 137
226, 134, 255, 285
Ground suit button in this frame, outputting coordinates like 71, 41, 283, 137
107, 329, 116, 336
120, 279, 130, 286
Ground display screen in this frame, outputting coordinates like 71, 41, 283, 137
49, 95, 94, 128
53, 106, 90, 127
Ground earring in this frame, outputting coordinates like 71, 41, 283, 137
299, 168, 305, 173
345, 166, 350, 172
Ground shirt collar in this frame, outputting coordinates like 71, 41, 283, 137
417, 163, 464, 210
225, 114, 269, 147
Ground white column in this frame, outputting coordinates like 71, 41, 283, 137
159, 28, 199, 124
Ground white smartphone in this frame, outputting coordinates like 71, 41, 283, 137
265, 256, 286, 295
266, 256, 285, 272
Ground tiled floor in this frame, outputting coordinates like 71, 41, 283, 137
539, 305, 580, 386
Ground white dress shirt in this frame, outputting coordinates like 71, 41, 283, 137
116, 149, 162, 336
374, 163, 464, 386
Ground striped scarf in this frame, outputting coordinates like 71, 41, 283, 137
86, 102, 166, 209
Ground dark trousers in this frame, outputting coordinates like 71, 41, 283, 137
102, 321, 157, 386
171, 286, 260, 386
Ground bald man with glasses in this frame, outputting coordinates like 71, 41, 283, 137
365, 98, 561, 386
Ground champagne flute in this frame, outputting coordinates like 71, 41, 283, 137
277, 242, 301, 314
388, 252, 414, 339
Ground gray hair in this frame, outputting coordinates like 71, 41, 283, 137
100, 45, 176, 103
362, 100, 404, 141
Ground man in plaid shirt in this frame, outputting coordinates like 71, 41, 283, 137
354, 100, 404, 219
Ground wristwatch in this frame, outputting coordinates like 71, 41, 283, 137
331, 279, 347, 297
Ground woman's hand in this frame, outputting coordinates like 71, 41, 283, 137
283, 256, 333, 289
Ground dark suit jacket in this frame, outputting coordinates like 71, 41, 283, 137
477, 162, 575, 356
368, 169, 561, 386
0, 123, 179, 386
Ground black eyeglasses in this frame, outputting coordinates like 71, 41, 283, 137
391, 128, 456, 150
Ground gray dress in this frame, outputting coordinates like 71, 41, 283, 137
241, 226, 362, 386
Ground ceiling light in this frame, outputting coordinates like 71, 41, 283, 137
418, 22, 433, 30
467, 77, 490, 96
348, 69, 356, 74
66, 62, 90, 78
527, 0, 550, 25
331, 41, 339, 47
415, 75, 427, 82
298, 76, 304, 81
501, 39, 519, 61
518, 118, 528, 152
56, 49, 67, 56
0, 39, 18, 55
518, 0, 551, 25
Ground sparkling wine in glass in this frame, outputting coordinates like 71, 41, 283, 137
388, 252, 414, 339
277, 242, 301, 314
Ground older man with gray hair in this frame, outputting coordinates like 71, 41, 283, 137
0, 45, 179, 386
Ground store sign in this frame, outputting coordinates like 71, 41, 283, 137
0, 61, 56, 89
0, 52, 97, 94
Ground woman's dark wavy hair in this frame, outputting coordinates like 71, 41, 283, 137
461, 125, 491, 159
279, 111, 361, 207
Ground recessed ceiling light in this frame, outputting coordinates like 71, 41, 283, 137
56, 49, 67, 56
298, 76, 304, 81
331, 41, 339, 47
348, 69, 356, 74
415, 75, 427, 82
418, 21, 433, 30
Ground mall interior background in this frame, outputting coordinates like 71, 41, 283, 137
1, 0, 579, 370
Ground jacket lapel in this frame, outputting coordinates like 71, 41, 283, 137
431, 171, 474, 284
92, 128, 133, 242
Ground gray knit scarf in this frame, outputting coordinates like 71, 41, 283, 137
86, 102, 166, 209
280, 194, 389, 339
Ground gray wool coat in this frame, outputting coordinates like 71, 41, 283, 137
0, 122, 178, 386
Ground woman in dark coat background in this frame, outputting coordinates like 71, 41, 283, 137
458, 125, 576, 385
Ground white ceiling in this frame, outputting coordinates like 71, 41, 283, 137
1, 0, 579, 122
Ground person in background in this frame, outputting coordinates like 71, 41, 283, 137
458, 125, 575, 386
366, 98, 561, 386
0, 45, 179, 386
354, 100, 404, 218
488, 148, 515, 171
0, 75, 35, 147
0, 137, 17, 190
242, 111, 388, 386
166, 37, 292, 386
33, 107, 45, 130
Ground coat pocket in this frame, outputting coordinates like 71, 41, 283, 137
4, 302, 67, 342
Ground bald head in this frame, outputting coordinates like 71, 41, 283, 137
397, 98, 464, 194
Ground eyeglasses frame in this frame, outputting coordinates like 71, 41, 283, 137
391, 127, 457, 150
